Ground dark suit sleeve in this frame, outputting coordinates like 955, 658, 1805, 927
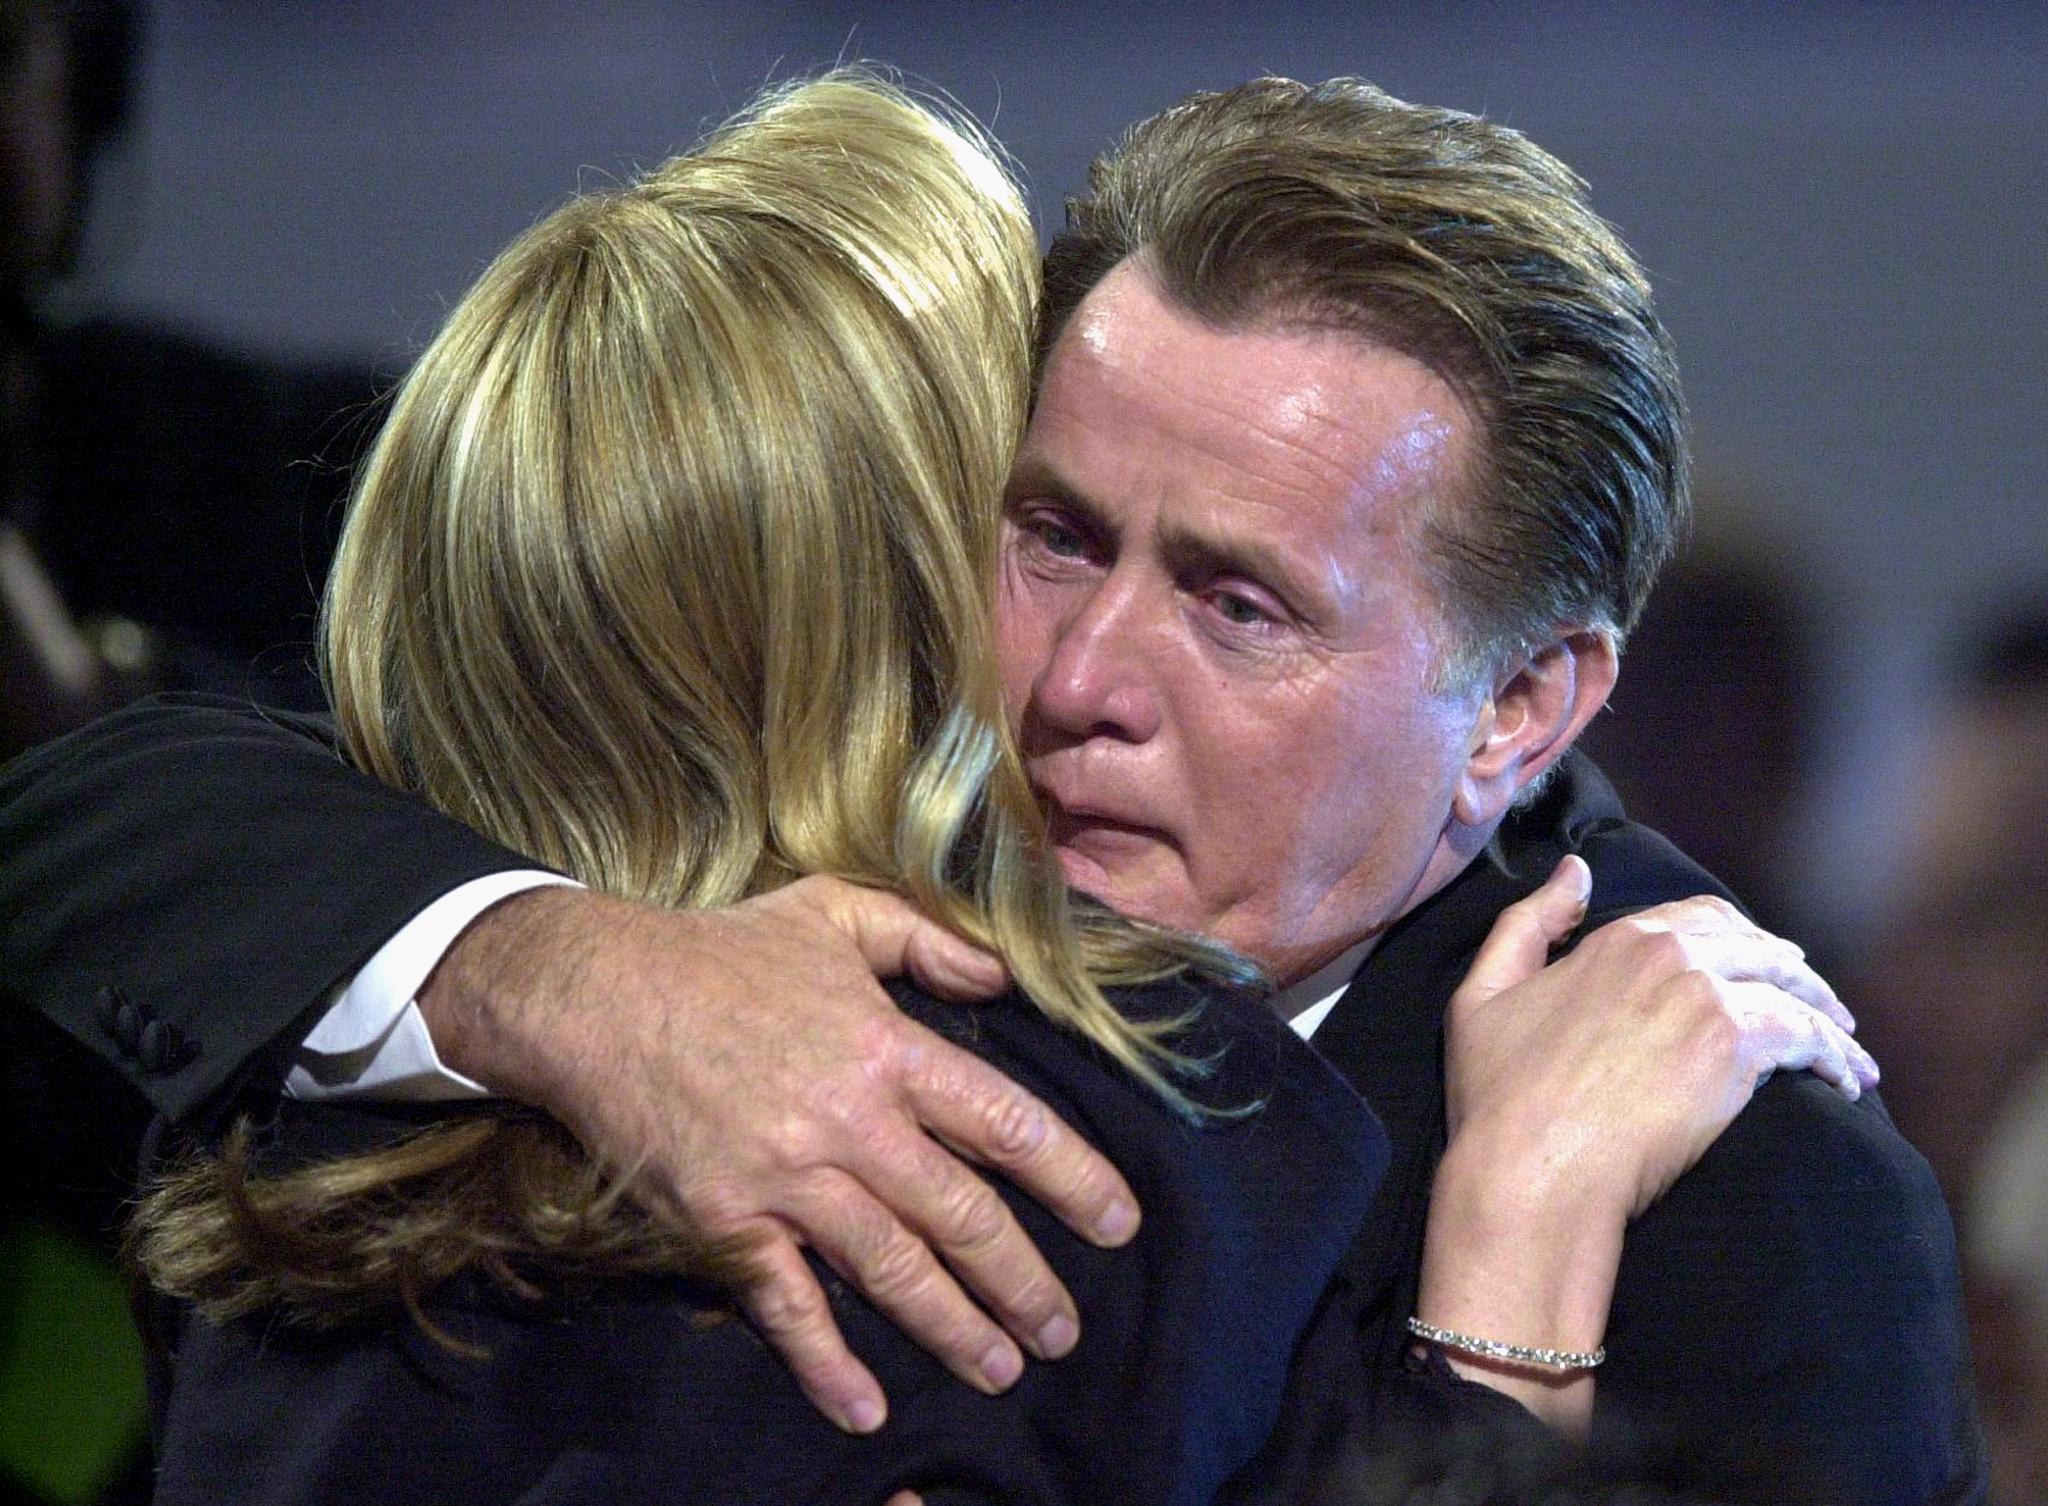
1598, 1071, 1987, 1504
0, 694, 542, 1126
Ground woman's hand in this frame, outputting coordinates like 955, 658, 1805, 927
1445, 856, 1872, 1217
1414, 856, 1876, 1431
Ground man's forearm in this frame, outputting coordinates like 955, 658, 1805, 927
0, 694, 536, 1124
413, 884, 600, 1107
289, 871, 574, 1102
6, 696, 1137, 1430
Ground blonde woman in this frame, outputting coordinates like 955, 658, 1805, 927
125, 74, 1867, 1504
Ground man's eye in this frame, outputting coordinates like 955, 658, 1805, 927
1212, 592, 1271, 627
1029, 518, 1088, 558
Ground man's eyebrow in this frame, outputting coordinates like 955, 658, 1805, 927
1007, 457, 1326, 611
1004, 460, 1111, 530
1158, 524, 1316, 608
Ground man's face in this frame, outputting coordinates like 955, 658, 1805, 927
996, 260, 1492, 984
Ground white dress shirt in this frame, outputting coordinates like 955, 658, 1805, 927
286, 870, 574, 1101
1278, 937, 1375, 1043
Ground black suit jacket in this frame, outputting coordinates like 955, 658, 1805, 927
1, 698, 1990, 1501
3, 698, 533, 1123
1241, 755, 1984, 1504
146, 978, 1385, 1506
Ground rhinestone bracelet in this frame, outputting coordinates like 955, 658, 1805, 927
1406, 1316, 1605, 1371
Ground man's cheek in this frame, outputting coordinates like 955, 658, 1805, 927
992, 601, 1046, 726
995, 643, 1036, 730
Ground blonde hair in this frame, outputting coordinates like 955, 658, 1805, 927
136, 73, 1235, 1330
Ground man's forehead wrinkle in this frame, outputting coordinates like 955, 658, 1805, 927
1100, 310, 1471, 524
1113, 364, 1394, 543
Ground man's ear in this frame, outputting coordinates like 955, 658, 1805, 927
1452, 629, 1618, 828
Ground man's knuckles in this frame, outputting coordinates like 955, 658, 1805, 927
925, 1176, 1011, 1254
743, 1259, 836, 1337
976, 1088, 1053, 1162
846, 1007, 927, 1083
781, 1177, 944, 1304
848, 1222, 948, 1304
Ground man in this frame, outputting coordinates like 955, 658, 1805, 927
1, 77, 1980, 1498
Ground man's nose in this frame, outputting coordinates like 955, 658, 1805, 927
1028, 576, 1163, 743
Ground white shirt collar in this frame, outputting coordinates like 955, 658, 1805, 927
1278, 935, 1377, 1041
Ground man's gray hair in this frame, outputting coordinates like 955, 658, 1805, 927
1039, 76, 1688, 689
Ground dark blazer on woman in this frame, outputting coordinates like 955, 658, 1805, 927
143, 978, 1385, 1506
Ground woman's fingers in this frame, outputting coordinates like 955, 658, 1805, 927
1617, 896, 1856, 1034
1724, 979, 1876, 1098
1455, 856, 1593, 1007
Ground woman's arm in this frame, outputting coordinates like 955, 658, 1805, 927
1413, 858, 1872, 1432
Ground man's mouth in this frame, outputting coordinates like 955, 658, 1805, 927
1039, 794, 1171, 890
1045, 805, 1159, 844
1036, 781, 1161, 841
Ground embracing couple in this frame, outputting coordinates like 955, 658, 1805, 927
1, 69, 1981, 1505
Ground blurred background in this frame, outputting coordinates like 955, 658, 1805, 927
2, 0, 2043, 1500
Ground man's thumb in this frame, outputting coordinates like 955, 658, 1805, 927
1456, 855, 1593, 1005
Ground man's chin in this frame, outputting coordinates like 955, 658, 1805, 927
1053, 845, 1189, 932
1054, 844, 1115, 899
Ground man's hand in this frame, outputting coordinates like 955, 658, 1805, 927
417, 875, 1139, 1434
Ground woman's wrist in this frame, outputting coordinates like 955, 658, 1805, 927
1413, 1130, 1630, 1432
